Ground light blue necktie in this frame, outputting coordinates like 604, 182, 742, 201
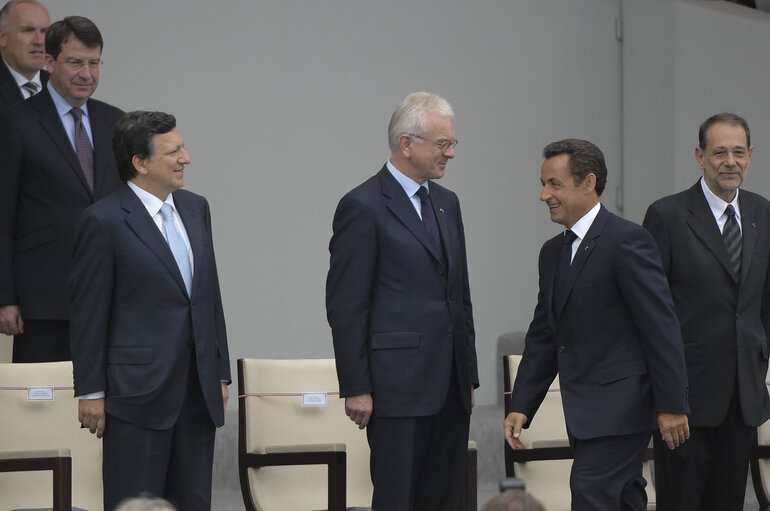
160, 203, 192, 295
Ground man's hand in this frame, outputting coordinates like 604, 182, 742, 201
504, 412, 528, 450
345, 393, 373, 430
78, 398, 106, 438
471, 387, 475, 408
658, 412, 690, 449
0, 305, 23, 335
222, 382, 229, 412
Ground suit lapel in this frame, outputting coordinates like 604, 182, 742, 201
174, 192, 203, 297
685, 183, 736, 282
35, 91, 92, 196
738, 193, 759, 284
553, 206, 607, 319
378, 167, 445, 265
119, 185, 190, 297
429, 185, 452, 270
88, 100, 113, 197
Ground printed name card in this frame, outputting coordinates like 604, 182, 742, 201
302, 392, 328, 407
28, 387, 54, 401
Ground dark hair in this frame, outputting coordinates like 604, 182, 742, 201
698, 112, 750, 150
542, 138, 607, 196
112, 111, 177, 182
45, 16, 102, 59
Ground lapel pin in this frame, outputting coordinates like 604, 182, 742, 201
439, 208, 445, 213
753, 222, 757, 228
584, 246, 589, 251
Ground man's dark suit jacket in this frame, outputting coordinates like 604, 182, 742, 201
0, 88, 123, 321
0, 61, 49, 110
510, 206, 689, 439
70, 184, 230, 430
644, 182, 770, 428
326, 166, 479, 417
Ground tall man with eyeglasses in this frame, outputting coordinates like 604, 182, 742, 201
0, 16, 122, 361
327, 91, 479, 511
643, 113, 770, 511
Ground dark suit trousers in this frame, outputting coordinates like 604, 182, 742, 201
12, 319, 70, 362
102, 354, 216, 511
653, 384, 753, 511
569, 429, 651, 511
366, 367, 470, 511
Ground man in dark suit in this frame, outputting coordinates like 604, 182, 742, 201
326, 92, 478, 511
504, 139, 690, 511
71, 111, 231, 511
0, 16, 122, 361
0, 0, 49, 109
643, 113, 770, 511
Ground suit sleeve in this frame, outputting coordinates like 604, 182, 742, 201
326, 194, 377, 398
0, 110, 22, 305
455, 197, 479, 388
508, 244, 559, 427
204, 198, 231, 384
642, 202, 672, 276
615, 227, 689, 414
70, 210, 114, 396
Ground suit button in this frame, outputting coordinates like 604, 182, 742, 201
731, 348, 737, 356
448, 298, 453, 304
736, 313, 741, 320
558, 346, 565, 353
437, 267, 444, 274
447, 329, 453, 337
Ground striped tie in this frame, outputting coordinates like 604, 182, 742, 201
21, 81, 39, 97
723, 204, 741, 280
70, 107, 95, 191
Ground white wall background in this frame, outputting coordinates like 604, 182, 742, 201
41, 0, 770, 406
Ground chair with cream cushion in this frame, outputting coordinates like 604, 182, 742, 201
0, 361, 102, 511
749, 365, 770, 509
503, 354, 657, 510
238, 358, 478, 511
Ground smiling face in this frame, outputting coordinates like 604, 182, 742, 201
540, 153, 597, 228
0, 2, 49, 79
395, 112, 455, 184
696, 122, 752, 203
132, 128, 190, 200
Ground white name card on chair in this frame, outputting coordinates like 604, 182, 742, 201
302, 392, 328, 407
27, 387, 54, 401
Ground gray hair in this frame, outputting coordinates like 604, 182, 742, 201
0, 0, 45, 29
387, 91, 454, 153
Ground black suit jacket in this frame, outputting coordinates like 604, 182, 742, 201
70, 184, 231, 429
510, 206, 689, 439
326, 166, 479, 417
0, 88, 123, 320
0, 61, 49, 110
644, 182, 770, 427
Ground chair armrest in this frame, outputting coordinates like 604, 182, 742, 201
0, 449, 72, 511
264, 443, 346, 454
0, 448, 71, 461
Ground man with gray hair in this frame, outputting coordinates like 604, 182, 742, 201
327, 91, 478, 510
0, 0, 49, 108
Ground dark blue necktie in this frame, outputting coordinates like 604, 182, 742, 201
553, 229, 577, 317
416, 187, 445, 265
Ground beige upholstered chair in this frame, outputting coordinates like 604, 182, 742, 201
749, 365, 770, 509
238, 358, 477, 511
503, 354, 656, 510
0, 333, 12, 362
0, 361, 103, 511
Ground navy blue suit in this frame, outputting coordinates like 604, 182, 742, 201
70, 184, 230, 510
326, 166, 478, 510
509, 205, 689, 510
0, 87, 122, 361
0, 63, 48, 110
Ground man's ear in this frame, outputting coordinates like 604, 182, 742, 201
132, 155, 147, 176
583, 173, 596, 193
398, 133, 413, 158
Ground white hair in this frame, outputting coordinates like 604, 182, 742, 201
387, 91, 454, 153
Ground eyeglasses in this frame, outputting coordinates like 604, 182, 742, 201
710, 147, 748, 160
410, 134, 458, 153
61, 57, 102, 71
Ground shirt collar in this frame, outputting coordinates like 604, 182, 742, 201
3, 58, 42, 90
46, 81, 90, 119
387, 159, 429, 197
127, 180, 176, 217
568, 201, 601, 241
700, 176, 741, 223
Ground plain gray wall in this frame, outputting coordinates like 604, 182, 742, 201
42, 1, 770, 406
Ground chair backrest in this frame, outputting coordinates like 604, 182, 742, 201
750, 365, 770, 509
239, 358, 372, 511
0, 334, 12, 362
0, 361, 103, 511
503, 354, 572, 511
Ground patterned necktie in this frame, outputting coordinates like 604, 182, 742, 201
416, 187, 445, 265
21, 81, 38, 97
723, 204, 741, 280
160, 203, 193, 295
70, 107, 95, 191
553, 229, 577, 317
